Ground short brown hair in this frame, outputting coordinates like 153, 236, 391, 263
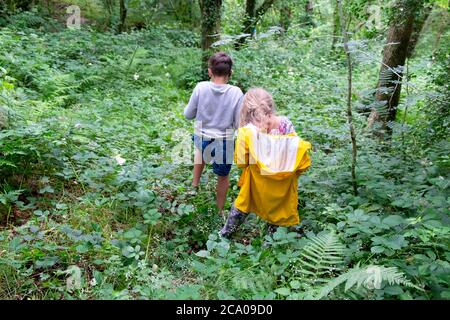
208, 52, 233, 77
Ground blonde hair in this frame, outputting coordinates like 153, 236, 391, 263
239, 88, 276, 128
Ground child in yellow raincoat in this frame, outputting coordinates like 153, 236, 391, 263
219, 88, 311, 238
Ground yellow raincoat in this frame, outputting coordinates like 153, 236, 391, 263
234, 124, 311, 226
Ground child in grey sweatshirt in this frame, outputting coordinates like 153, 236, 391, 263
184, 52, 243, 215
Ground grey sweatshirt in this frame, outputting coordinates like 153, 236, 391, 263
184, 81, 243, 139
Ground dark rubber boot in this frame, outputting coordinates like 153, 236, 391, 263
219, 205, 247, 239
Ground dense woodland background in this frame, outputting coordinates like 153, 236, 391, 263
0, 0, 449, 300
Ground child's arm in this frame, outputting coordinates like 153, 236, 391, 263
233, 94, 244, 129
184, 85, 199, 120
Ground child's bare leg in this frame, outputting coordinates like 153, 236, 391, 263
192, 163, 205, 187
216, 175, 229, 212
192, 148, 205, 187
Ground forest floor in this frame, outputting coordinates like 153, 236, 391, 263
0, 16, 449, 299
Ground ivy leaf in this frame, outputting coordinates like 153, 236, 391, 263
370, 216, 381, 225
39, 185, 54, 194
195, 250, 209, 258
337, 222, 346, 229
348, 209, 369, 222
391, 199, 411, 208
124, 228, 142, 240
33, 210, 50, 217
274, 287, 291, 296
382, 215, 405, 227
384, 285, 403, 295
56, 203, 68, 210
76, 243, 90, 253
384, 235, 408, 250
371, 246, 385, 254
143, 209, 161, 225
290, 280, 301, 289
35, 256, 58, 269
423, 220, 442, 229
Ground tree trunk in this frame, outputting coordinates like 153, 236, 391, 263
279, 4, 292, 32
331, 1, 340, 50
243, 0, 257, 35
118, 0, 127, 33
304, 0, 315, 27
3, 0, 34, 12
305, 0, 314, 13
17, 0, 34, 11
235, 0, 276, 49
199, 0, 223, 79
101, 0, 115, 29
367, 1, 420, 132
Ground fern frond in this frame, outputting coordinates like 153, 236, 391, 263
294, 232, 346, 283
78, 75, 104, 90
315, 265, 423, 299
379, 68, 394, 84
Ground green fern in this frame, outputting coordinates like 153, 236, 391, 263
315, 264, 423, 299
0, 106, 10, 129
295, 232, 347, 285
78, 75, 104, 91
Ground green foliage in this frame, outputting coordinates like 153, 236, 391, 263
294, 232, 346, 284
416, 46, 450, 143
0, 1, 448, 300
316, 264, 422, 299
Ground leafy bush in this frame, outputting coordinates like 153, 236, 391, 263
0, 7, 448, 300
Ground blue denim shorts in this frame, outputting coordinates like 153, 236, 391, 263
193, 135, 234, 177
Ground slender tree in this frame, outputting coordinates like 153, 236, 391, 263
304, 0, 314, 24
235, 0, 276, 49
243, 0, 256, 38
101, 0, 115, 29
118, 0, 127, 33
337, 0, 358, 196
199, 0, 223, 78
305, 0, 314, 12
1, 0, 33, 13
367, 0, 423, 132
279, 2, 292, 32
331, 0, 340, 51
